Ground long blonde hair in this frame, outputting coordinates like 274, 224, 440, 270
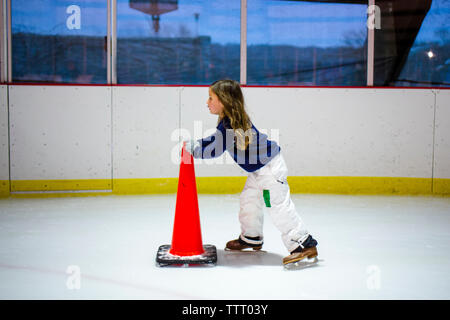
210, 79, 253, 150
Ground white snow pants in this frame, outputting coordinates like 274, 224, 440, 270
239, 153, 310, 253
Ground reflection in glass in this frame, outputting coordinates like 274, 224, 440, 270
12, 0, 107, 84
247, 0, 367, 86
117, 0, 240, 84
396, 0, 449, 87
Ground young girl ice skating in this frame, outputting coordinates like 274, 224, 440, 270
184, 79, 318, 266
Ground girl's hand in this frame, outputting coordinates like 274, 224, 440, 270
183, 139, 199, 155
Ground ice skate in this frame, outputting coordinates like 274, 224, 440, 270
283, 247, 318, 269
225, 236, 263, 251
283, 235, 319, 270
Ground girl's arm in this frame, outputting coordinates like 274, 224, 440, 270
192, 126, 228, 159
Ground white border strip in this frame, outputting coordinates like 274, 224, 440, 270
367, 0, 375, 86
107, 0, 111, 84
111, 0, 117, 85
6, 0, 10, 82
240, 0, 247, 85
0, 0, 4, 82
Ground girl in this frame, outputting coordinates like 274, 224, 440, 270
184, 79, 318, 266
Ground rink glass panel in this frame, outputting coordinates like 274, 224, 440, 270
396, 0, 450, 87
11, 0, 107, 84
116, 0, 240, 85
246, 0, 368, 86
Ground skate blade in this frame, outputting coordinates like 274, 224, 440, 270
224, 247, 266, 253
283, 256, 320, 270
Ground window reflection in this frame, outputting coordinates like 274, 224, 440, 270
8, 0, 448, 87
396, 0, 450, 87
117, 0, 240, 84
11, 0, 107, 84
247, 0, 368, 86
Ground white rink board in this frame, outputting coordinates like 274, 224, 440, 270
244, 88, 435, 178
112, 86, 180, 179
434, 90, 450, 179
3, 85, 448, 192
0, 85, 8, 181
9, 86, 112, 183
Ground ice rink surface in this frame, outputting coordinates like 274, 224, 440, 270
0, 194, 449, 300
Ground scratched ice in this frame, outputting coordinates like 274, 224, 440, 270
0, 194, 449, 299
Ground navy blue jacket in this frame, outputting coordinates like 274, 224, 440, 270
192, 117, 281, 172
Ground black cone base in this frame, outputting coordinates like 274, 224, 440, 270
156, 244, 217, 267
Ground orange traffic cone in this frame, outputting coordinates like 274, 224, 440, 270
155, 142, 217, 267
169, 144, 204, 256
